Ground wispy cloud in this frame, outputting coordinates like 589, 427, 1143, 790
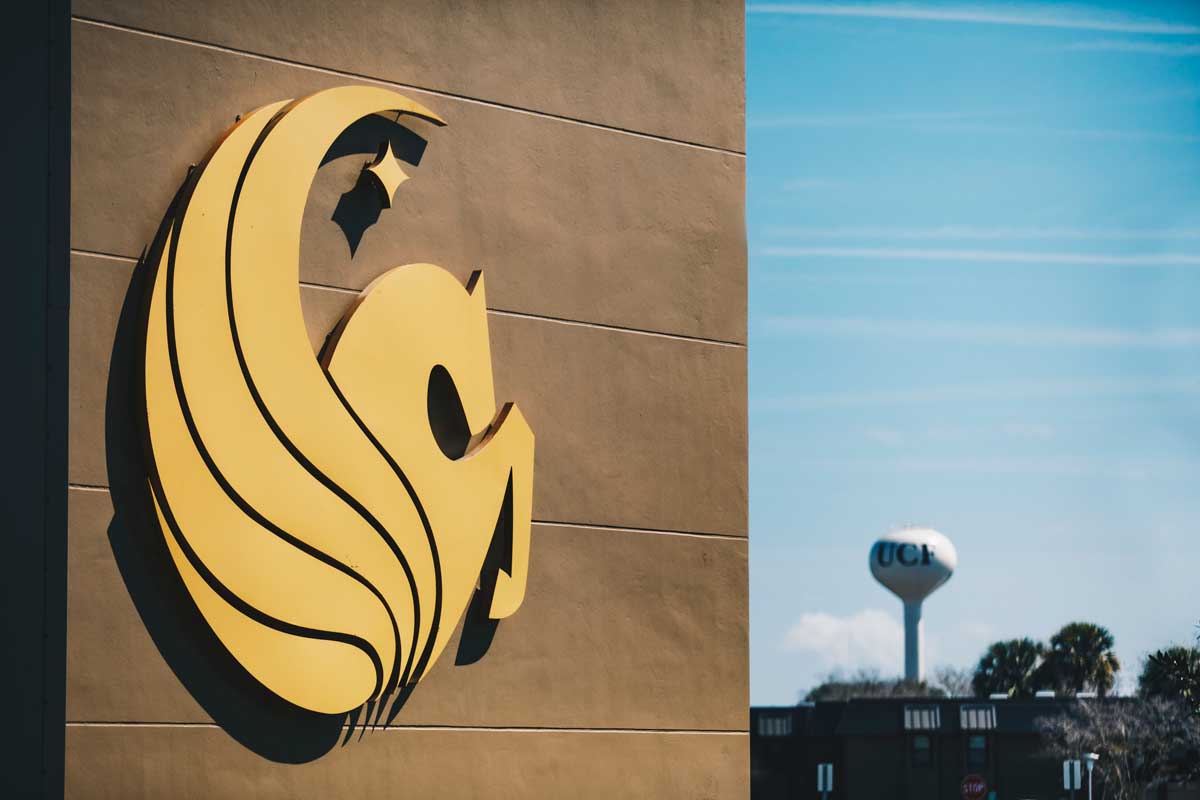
784, 456, 1189, 480
757, 271, 939, 287
750, 87, 1200, 133
746, 4, 1200, 35
1060, 39, 1200, 56
749, 108, 1002, 129
782, 609, 904, 675
761, 246, 1200, 266
752, 116, 1200, 140
763, 225, 1200, 241
857, 422, 1054, 447
762, 316, 1200, 348
900, 122, 1200, 143
752, 376, 1200, 412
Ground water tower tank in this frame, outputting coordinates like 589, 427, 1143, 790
869, 527, 957, 682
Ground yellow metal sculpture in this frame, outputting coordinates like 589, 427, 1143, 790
140, 86, 534, 718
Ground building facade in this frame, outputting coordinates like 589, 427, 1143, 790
754, 699, 1063, 800
752, 701, 1198, 800
5, 3, 747, 797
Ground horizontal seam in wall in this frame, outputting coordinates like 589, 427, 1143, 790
538, 520, 747, 541
486, 308, 745, 348
72, 248, 136, 265
71, 16, 746, 158
299, 279, 357, 295
69, 249, 748, 349
65, 721, 748, 735
68, 483, 109, 493
66, 484, 746, 539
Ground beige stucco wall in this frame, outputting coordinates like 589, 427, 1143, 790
66, 3, 747, 797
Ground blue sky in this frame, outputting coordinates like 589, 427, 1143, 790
747, 1, 1200, 703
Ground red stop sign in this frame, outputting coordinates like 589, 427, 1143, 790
961, 774, 987, 800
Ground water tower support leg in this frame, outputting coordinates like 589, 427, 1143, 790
903, 601, 923, 682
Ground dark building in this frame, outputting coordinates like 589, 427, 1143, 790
752, 698, 1086, 800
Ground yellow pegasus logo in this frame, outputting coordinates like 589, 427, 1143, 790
139, 86, 534, 719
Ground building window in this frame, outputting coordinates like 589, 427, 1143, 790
904, 704, 941, 731
960, 704, 997, 731
967, 734, 988, 769
911, 734, 932, 767
757, 715, 792, 737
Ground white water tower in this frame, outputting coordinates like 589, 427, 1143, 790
869, 527, 957, 683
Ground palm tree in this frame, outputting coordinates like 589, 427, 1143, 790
1140, 645, 1200, 704
972, 638, 1044, 698
1142, 624, 1200, 715
1040, 622, 1121, 697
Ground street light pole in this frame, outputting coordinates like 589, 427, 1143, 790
1083, 752, 1099, 800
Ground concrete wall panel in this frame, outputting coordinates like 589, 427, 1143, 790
69, 254, 747, 535
72, 0, 745, 152
68, 488, 747, 730
489, 313, 746, 536
66, 724, 749, 800
71, 21, 746, 344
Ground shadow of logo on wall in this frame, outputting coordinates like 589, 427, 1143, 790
106, 86, 535, 763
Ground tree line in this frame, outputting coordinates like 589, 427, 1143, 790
805, 620, 1199, 704
972, 621, 1120, 698
972, 621, 1200, 705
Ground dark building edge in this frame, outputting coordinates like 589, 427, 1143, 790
1, 1, 69, 797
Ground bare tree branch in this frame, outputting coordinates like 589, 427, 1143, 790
1038, 698, 1200, 800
